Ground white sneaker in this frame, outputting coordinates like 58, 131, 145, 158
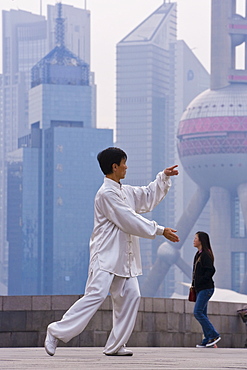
44, 327, 58, 356
104, 346, 133, 356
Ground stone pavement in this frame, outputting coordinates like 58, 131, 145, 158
0, 347, 246, 369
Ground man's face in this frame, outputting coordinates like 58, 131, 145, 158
114, 158, 128, 180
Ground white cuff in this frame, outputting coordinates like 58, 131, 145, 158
161, 171, 171, 182
156, 225, 165, 236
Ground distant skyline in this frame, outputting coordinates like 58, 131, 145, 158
0, 0, 213, 129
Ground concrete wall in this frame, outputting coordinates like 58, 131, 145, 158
0, 295, 246, 348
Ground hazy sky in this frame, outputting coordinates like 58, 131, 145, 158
0, 0, 212, 129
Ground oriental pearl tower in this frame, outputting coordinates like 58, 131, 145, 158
142, 0, 247, 297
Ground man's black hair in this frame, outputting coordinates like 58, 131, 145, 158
97, 147, 127, 175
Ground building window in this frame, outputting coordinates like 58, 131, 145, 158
232, 195, 246, 238
56, 164, 63, 172
232, 252, 246, 292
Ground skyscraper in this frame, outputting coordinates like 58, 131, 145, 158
116, 2, 177, 296
1, 9, 47, 291
7, 4, 112, 295
47, 3, 96, 128
1, 2, 95, 293
47, 3, 91, 65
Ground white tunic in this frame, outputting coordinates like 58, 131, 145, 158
89, 171, 171, 278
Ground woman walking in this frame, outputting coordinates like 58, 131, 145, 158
192, 231, 221, 348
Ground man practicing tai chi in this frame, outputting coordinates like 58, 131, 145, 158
45, 147, 180, 357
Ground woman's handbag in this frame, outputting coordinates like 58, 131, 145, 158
188, 254, 201, 302
188, 287, 196, 302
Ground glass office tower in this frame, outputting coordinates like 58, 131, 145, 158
7, 4, 111, 295
2, 3, 95, 293
116, 3, 177, 296
1, 9, 47, 291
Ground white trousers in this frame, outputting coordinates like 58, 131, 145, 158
48, 258, 141, 354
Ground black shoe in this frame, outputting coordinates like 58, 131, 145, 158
196, 343, 207, 348
206, 336, 221, 347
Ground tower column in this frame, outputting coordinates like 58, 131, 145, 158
210, 0, 231, 89
237, 183, 247, 230
210, 186, 231, 289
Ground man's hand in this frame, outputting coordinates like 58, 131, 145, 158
164, 165, 179, 177
163, 228, 180, 242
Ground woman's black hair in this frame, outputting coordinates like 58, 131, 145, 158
196, 231, 214, 262
97, 147, 127, 175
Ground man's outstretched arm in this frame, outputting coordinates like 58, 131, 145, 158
132, 165, 179, 214
99, 190, 180, 242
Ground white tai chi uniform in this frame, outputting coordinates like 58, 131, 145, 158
48, 171, 171, 354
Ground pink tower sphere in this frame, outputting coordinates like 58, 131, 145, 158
177, 84, 247, 190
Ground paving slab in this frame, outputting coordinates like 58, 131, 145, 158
0, 347, 246, 369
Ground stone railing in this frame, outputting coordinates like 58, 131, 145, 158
0, 295, 246, 348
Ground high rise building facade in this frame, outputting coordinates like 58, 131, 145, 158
47, 3, 96, 128
1, 3, 95, 293
47, 4, 91, 65
7, 4, 112, 295
116, 2, 177, 296
1, 9, 47, 291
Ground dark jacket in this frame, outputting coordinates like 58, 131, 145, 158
192, 250, 215, 293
